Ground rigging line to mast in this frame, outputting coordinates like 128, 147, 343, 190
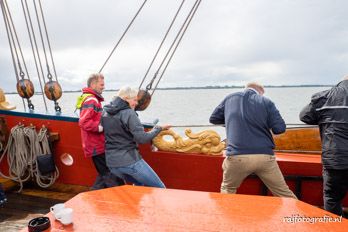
138, 0, 186, 90
0, 0, 19, 82
148, 0, 201, 96
0, 0, 26, 111
3, 0, 30, 81
22, 0, 62, 113
98, 0, 148, 73
21, 0, 48, 111
32, 0, 53, 81
37, 0, 57, 81
22, 0, 46, 84
152, 0, 202, 94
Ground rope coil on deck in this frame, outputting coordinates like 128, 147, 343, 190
0, 124, 59, 192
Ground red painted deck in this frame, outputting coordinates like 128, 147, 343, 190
21, 186, 347, 231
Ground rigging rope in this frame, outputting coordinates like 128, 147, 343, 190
37, 0, 58, 81
134, 0, 202, 111
21, 0, 48, 111
2, 0, 61, 113
0, 0, 19, 82
23, 0, 61, 113
0, 0, 29, 112
32, 0, 54, 82
22, 0, 46, 84
98, 0, 148, 73
0, 124, 59, 192
1, 0, 34, 110
0, 0, 26, 111
150, 0, 202, 95
25, 125, 59, 188
3, 0, 30, 82
0, 124, 31, 192
138, 0, 186, 90
137, 0, 202, 97
152, 0, 202, 94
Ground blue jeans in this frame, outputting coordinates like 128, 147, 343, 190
109, 159, 165, 188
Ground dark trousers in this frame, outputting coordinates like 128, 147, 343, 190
91, 154, 124, 189
323, 168, 348, 216
0, 183, 6, 206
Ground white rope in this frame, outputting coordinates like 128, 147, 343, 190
35, 126, 59, 188
0, 124, 59, 192
0, 124, 31, 192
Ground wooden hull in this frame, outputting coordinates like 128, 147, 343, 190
0, 110, 347, 207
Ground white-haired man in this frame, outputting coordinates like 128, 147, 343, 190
101, 86, 171, 187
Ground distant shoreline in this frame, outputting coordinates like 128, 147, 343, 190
4, 85, 333, 94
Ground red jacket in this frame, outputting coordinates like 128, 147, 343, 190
78, 88, 105, 158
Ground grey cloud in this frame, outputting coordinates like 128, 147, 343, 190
1, 0, 348, 93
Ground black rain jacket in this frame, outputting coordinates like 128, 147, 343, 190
299, 80, 348, 169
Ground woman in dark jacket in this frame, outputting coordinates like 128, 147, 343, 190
101, 86, 171, 188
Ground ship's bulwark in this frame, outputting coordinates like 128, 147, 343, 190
0, 110, 347, 207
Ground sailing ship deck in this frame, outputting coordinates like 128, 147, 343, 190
1, 111, 348, 231
16, 185, 348, 231
1, 181, 347, 231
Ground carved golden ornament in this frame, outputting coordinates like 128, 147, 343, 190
153, 128, 225, 155
0, 89, 5, 103
0, 88, 16, 110
16, 79, 35, 99
44, 80, 62, 101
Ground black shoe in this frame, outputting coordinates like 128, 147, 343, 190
103, 172, 125, 187
0, 198, 7, 207
0, 194, 6, 207
90, 174, 106, 190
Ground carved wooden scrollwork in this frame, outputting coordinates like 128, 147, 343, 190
153, 128, 225, 155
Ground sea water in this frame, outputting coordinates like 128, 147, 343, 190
5, 87, 328, 138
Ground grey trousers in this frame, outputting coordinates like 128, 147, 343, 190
221, 154, 297, 199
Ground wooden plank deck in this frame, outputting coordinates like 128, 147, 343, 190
0, 181, 88, 232
0, 191, 63, 231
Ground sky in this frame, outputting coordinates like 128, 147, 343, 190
1, 0, 348, 92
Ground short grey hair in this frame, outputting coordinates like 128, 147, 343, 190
87, 73, 104, 87
117, 86, 138, 99
246, 81, 264, 95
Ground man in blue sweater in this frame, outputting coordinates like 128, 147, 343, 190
210, 82, 296, 198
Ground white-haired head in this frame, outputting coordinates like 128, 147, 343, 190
117, 86, 138, 100
245, 81, 265, 95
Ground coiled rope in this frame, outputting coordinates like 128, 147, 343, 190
0, 124, 59, 192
